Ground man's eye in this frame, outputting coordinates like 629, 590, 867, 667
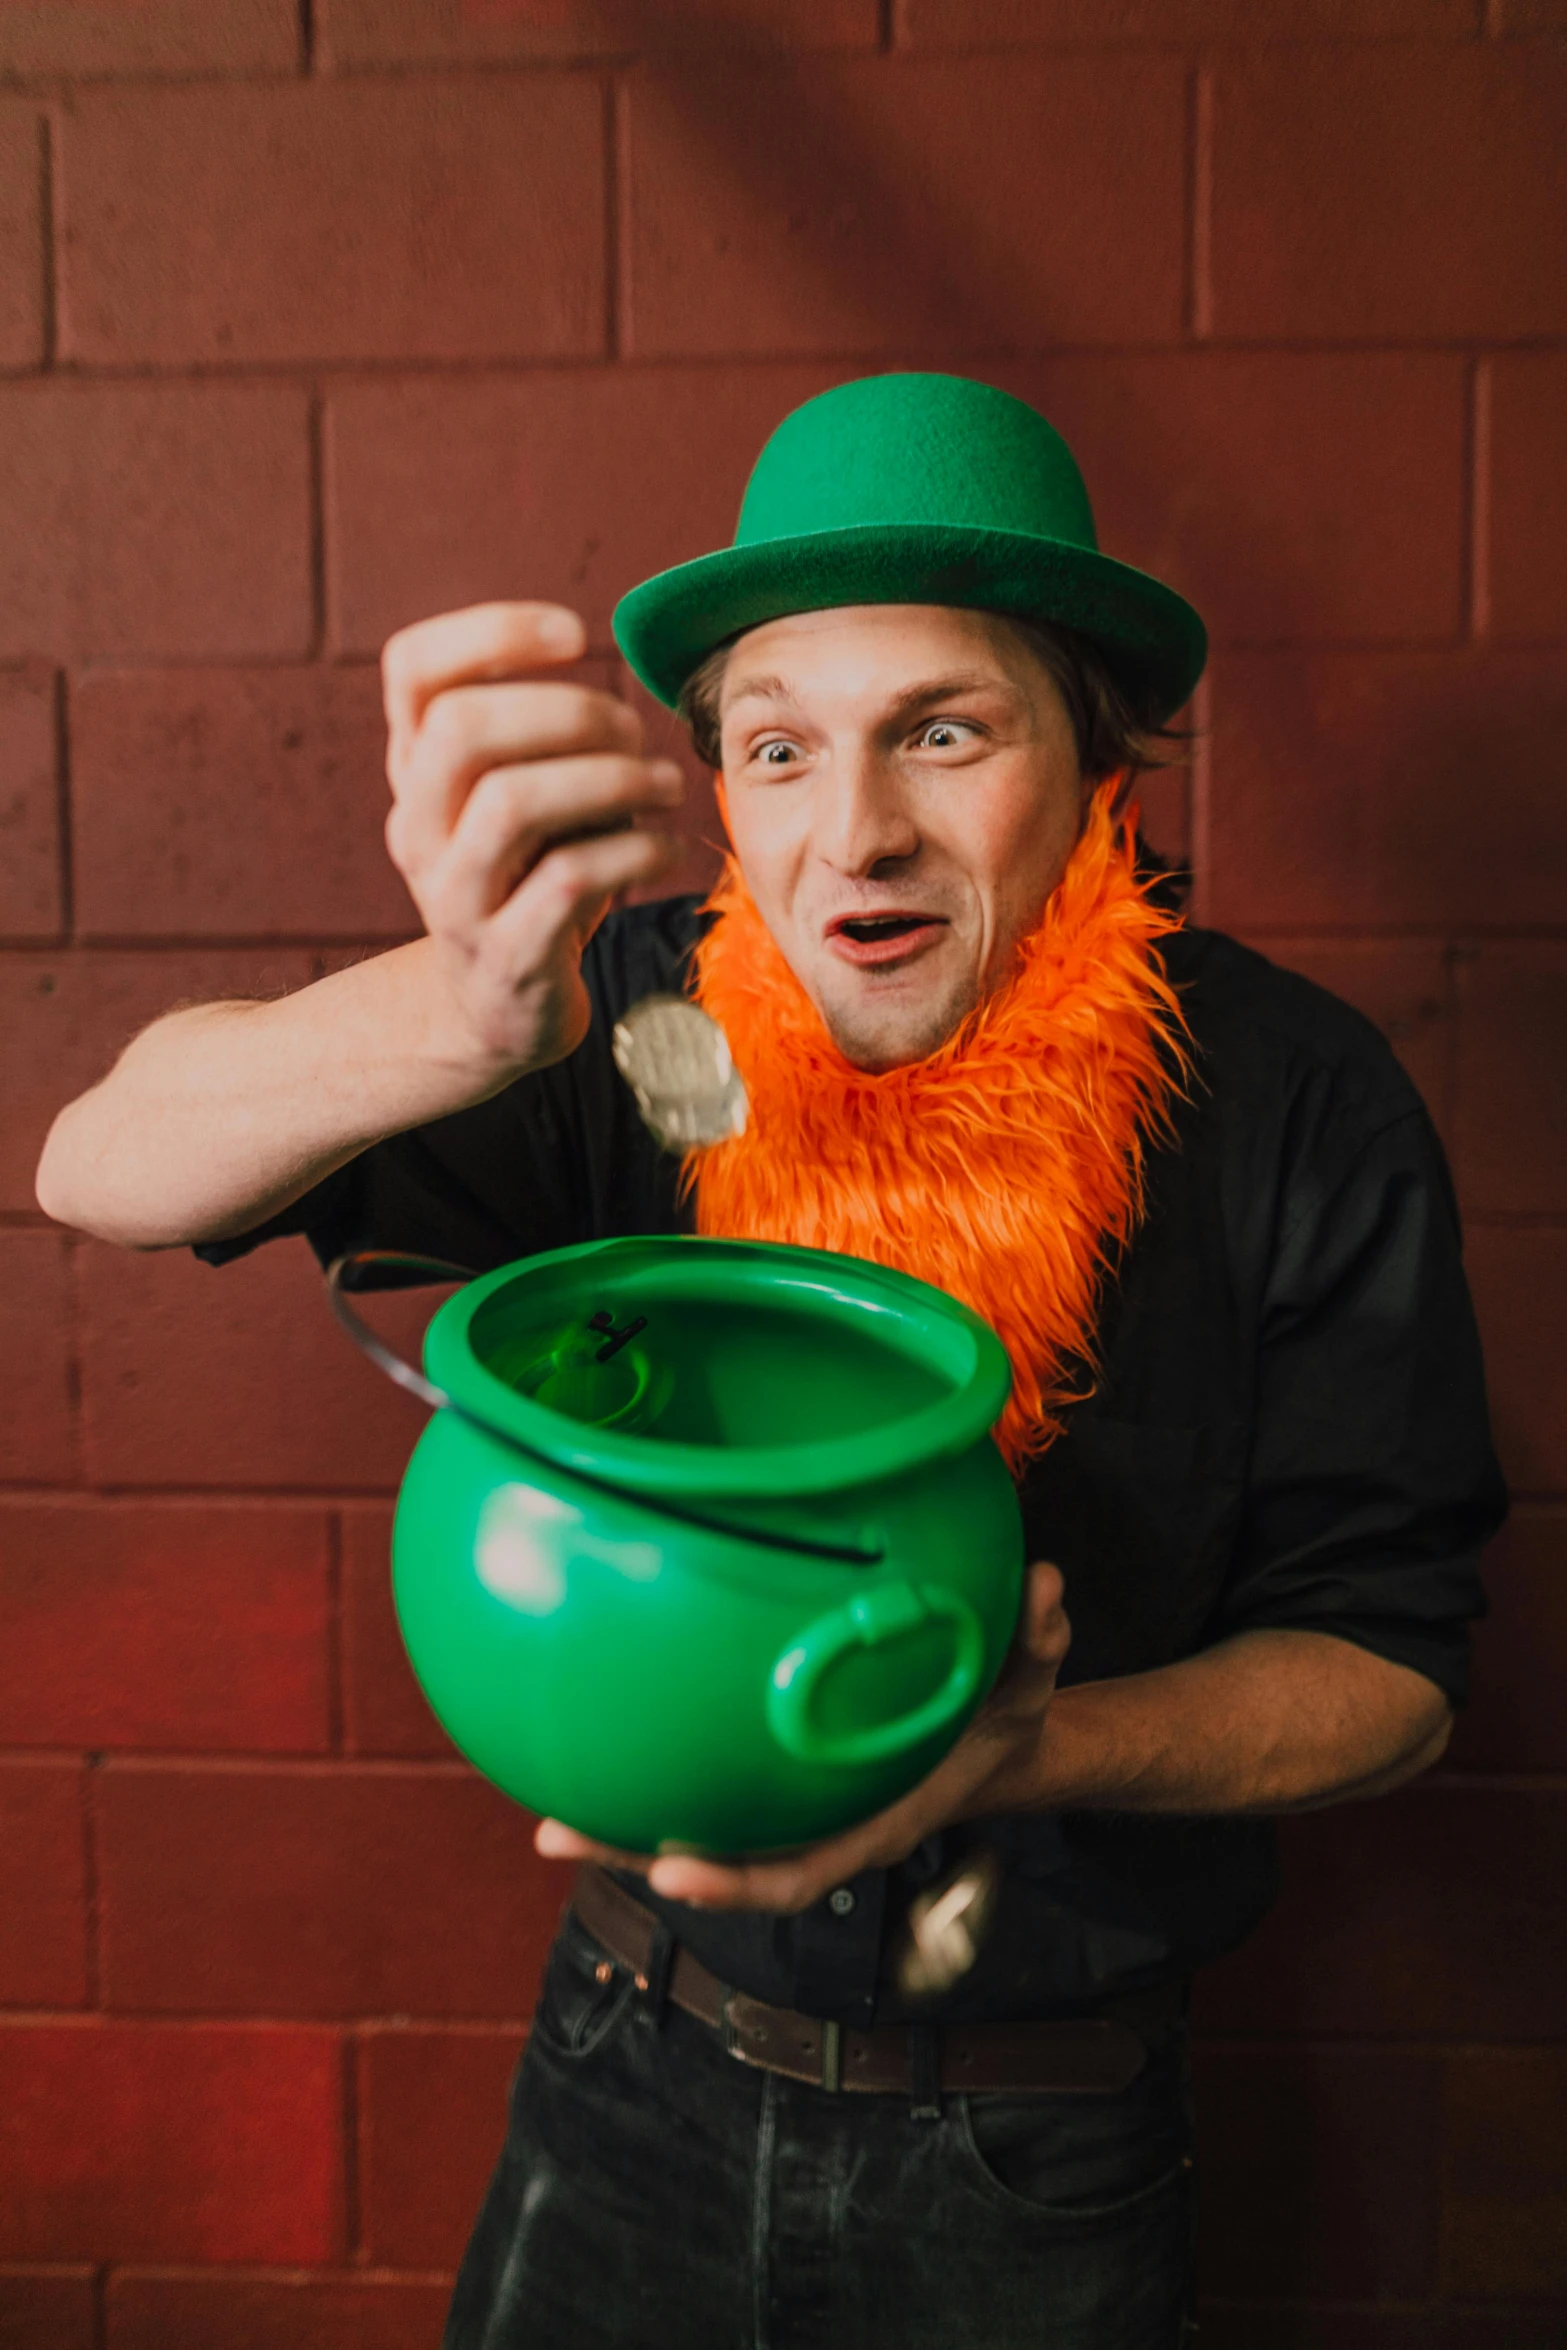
756, 741, 798, 765
916, 721, 971, 749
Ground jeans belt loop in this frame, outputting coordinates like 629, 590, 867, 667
639, 1920, 675, 2029
821, 2018, 843, 2094
908, 2024, 942, 2122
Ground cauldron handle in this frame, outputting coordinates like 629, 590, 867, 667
325, 1250, 479, 1413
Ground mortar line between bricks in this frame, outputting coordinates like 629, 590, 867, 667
90, 2263, 106, 2350
300, 0, 317, 75
20, 336, 1567, 387
0, 65, 338, 98
880, 0, 900, 52
1186, 60, 1213, 342
36, 111, 56, 369
1467, 356, 1493, 641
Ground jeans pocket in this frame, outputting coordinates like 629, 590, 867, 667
956, 2072, 1194, 2229
531, 1911, 639, 2062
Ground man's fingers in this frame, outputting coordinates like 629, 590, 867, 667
388, 681, 645, 875
382, 601, 587, 743
395, 679, 643, 810
644, 1849, 822, 1912
534, 1819, 651, 1874
533, 1820, 812, 1914
482, 826, 682, 962
430, 753, 684, 928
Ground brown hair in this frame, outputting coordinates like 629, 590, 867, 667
676, 611, 1187, 785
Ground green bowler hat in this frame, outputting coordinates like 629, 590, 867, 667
613, 372, 1206, 723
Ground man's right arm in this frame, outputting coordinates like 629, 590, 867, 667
33, 602, 686, 1250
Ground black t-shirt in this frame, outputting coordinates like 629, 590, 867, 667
198, 901, 1506, 2023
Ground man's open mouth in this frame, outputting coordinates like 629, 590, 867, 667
825, 910, 948, 966
833, 914, 935, 944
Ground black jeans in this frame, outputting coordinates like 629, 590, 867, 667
444, 1911, 1198, 2350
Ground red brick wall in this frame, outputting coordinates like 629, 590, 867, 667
2, 4, 1564, 2343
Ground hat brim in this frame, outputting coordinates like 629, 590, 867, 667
612, 523, 1206, 726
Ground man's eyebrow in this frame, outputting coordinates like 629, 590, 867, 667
723, 672, 802, 709
882, 671, 1020, 721
723, 668, 1021, 719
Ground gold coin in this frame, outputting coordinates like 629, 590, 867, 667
611, 994, 748, 1154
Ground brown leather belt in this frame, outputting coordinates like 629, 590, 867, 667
571, 1864, 1180, 2098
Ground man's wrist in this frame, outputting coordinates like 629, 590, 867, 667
400, 939, 533, 1092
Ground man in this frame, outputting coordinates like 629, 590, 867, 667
38, 374, 1505, 2348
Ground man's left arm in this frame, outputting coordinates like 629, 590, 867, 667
536, 1565, 1452, 1911
995, 1610, 1453, 1819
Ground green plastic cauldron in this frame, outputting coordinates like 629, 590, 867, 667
363, 1236, 1023, 1855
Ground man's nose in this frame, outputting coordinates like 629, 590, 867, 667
814, 747, 920, 876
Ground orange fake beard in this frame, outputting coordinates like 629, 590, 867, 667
685, 782, 1191, 1476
